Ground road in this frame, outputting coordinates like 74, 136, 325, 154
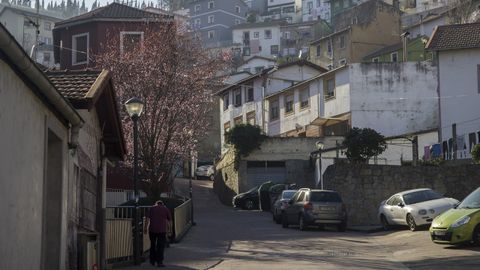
124, 178, 480, 270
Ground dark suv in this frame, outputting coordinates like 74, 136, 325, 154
282, 188, 347, 231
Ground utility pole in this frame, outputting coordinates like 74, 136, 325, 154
452, 123, 457, 160
412, 136, 418, 166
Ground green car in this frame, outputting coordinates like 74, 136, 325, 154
430, 187, 480, 245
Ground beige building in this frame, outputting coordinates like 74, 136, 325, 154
309, 0, 401, 69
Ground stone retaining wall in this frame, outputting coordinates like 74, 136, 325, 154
323, 163, 480, 225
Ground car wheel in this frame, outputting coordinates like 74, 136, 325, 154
380, 215, 390, 231
282, 213, 289, 228
406, 214, 417, 231
472, 225, 480, 246
209, 174, 215, 181
244, 199, 254, 210
275, 211, 282, 224
299, 215, 307, 231
338, 221, 347, 232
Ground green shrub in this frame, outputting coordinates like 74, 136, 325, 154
225, 124, 266, 168
342, 127, 387, 163
472, 144, 480, 164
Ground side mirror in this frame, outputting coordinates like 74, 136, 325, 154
397, 202, 405, 208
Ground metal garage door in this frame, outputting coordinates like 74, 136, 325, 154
246, 161, 287, 188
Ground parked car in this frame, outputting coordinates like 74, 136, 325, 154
269, 183, 298, 209
272, 189, 297, 224
378, 188, 459, 231
195, 165, 215, 180
232, 186, 260, 210
430, 187, 480, 245
282, 188, 347, 231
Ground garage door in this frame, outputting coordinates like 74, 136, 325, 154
246, 161, 286, 188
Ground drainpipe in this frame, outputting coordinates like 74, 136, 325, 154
401, 32, 410, 62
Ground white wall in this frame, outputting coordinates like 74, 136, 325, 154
302, 0, 331, 22
0, 59, 69, 270
408, 16, 447, 38
233, 25, 282, 59
322, 67, 351, 118
349, 62, 438, 137
238, 57, 275, 73
439, 48, 480, 157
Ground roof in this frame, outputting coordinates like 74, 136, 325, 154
55, 3, 171, 29
46, 69, 103, 102
243, 55, 276, 63
0, 3, 65, 20
363, 36, 427, 59
265, 65, 348, 99
426, 23, 480, 51
232, 20, 287, 30
310, 27, 350, 45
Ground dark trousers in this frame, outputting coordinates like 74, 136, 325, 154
149, 232, 166, 264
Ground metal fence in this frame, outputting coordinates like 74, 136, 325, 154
105, 201, 192, 263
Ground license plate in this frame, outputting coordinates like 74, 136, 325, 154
433, 231, 446, 236
320, 207, 335, 211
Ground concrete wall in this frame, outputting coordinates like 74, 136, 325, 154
349, 62, 438, 137
233, 25, 282, 59
0, 59, 69, 269
438, 48, 480, 150
323, 163, 480, 225
238, 57, 275, 73
302, 0, 331, 22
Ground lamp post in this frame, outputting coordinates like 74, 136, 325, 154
316, 141, 325, 189
125, 97, 144, 266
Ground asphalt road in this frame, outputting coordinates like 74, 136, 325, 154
123, 178, 480, 270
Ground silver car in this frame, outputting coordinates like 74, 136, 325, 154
272, 190, 297, 224
282, 189, 347, 231
378, 188, 459, 231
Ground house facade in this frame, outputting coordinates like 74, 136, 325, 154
362, 35, 431, 62
265, 0, 303, 22
309, 0, 401, 69
237, 55, 276, 73
427, 23, 480, 160
279, 20, 328, 59
53, 3, 170, 70
217, 60, 326, 150
232, 21, 285, 59
0, 3, 64, 67
302, 0, 331, 22
0, 23, 83, 270
188, 0, 248, 48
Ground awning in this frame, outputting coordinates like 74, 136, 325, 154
310, 117, 346, 126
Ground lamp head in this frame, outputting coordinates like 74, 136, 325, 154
125, 97, 144, 118
316, 141, 324, 151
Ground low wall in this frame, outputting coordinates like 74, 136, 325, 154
323, 163, 480, 225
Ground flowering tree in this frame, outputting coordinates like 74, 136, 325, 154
95, 23, 229, 199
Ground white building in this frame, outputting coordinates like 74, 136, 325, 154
265, 0, 303, 22
0, 3, 64, 67
426, 22, 480, 160
237, 55, 276, 73
302, 0, 330, 22
232, 21, 285, 59
217, 60, 326, 150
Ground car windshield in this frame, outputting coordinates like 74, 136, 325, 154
458, 188, 480, 209
282, 191, 296, 199
309, 192, 342, 202
402, 190, 443, 205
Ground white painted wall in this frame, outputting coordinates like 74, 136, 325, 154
238, 57, 276, 73
322, 67, 350, 118
407, 16, 447, 38
438, 48, 480, 158
349, 62, 438, 137
302, 0, 331, 22
0, 59, 69, 270
233, 25, 282, 59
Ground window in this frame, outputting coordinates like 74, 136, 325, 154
259, 46, 262, 51
243, 67, 251, 73
208, 30, 215, 39
234, 116, 243, 125
324, 77, 335, 99
327, 40, 332, 56
477, 65, 480, 93
316, 45, 321, 57
194, 4, 200, 12
339, 35, 345, 49
120, 31, 143, 54
247, 111, 255, 125
285, 93, 294, 114
352, 17, 358, 24
307, 2, 313, 13
246, 86, 254, 102
339, 58, 346, 65
297, 192, 305, 202
208, 1, 214, 9
208, 15, 214, 23
235, 19, 241, 25
255, 66, 263, 73
270, 99, 279, 121
391, 52, 398, 62
282, 6, 295, 13
223, 93, 230, 110
243, 47, 250, 56
43, 36, 52, 45
234, 89, 242, 107
283, 31, 290, 39
235, 5, 241, 13
44, 21, 51, 31
264, 29, 272, 39
316, 0, 321, 6
194, 18, 201, 26
72, 32, 88, 65
271, 45, 279, 55
253, 31, 259, 38
43, 52, 51, 63
300, 88, 309, 108
372, 57, 379, 63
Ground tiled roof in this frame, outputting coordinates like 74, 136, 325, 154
426, 23, 480, 51
55, 3, 169, 28
46, 69, 102, 100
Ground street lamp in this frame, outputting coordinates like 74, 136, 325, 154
125, 97, 144, 265
316, 141, 325, 190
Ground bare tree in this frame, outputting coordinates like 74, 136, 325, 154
448, 0, 480, 24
